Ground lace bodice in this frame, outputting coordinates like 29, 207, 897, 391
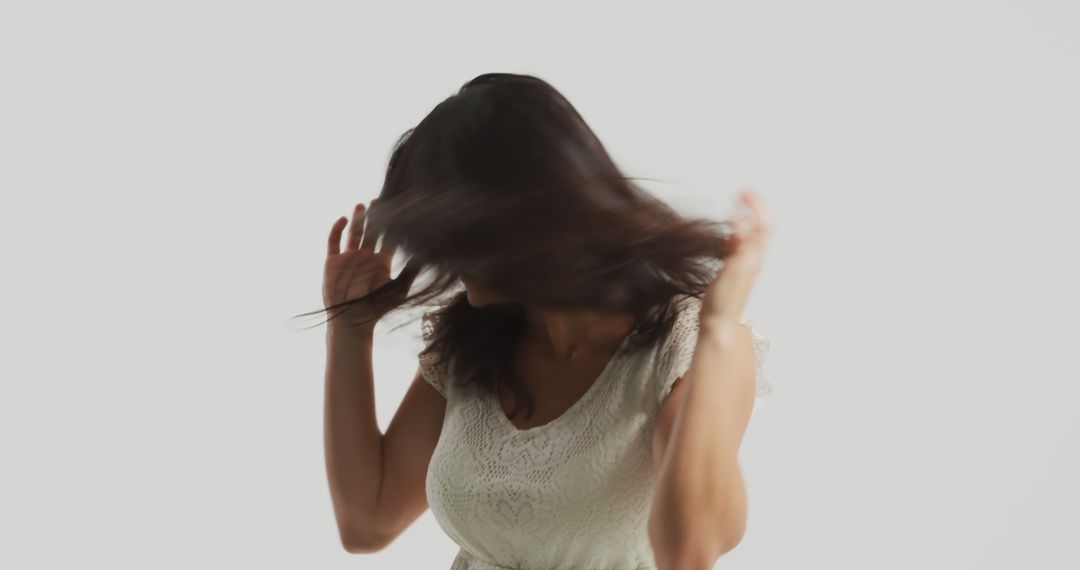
418, 294, 772, 569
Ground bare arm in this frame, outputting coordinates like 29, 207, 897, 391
321, 198, 442, 552
649, 321, 756, 568
650, 189, 771, 568
323, 323, 448, 553
323, 324, 383, 551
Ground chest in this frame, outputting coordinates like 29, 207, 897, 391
425, 372, 661, 547
496, 346, 618, 431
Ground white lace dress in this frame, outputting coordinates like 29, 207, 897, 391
418, 294, 772, 569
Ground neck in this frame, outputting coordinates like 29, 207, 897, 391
520, 304, 636, 362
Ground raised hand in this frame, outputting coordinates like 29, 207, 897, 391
323, 198, 417, 333
700, 189, 773, 325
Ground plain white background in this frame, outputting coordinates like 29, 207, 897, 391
2, 0, 1077, 568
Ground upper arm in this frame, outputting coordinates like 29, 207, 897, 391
366, 364, 446, 548
649, 323, 757, 563
651, 323, 756, 471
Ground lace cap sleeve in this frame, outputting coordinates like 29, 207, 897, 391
418, 311, 449, 398
654, 295, 773, 409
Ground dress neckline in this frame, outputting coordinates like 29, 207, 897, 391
487, 330, 635, 435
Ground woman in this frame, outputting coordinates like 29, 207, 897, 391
312, 73, 773, 569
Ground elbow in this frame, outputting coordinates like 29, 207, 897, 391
717, 509, 748, 555
342, 536, 387, 555
339, 519, 392, 554
655, 534, 744, 570
650, 516, 747, 569
334, 486, 392, 553
654, 542, 717, 570
708, 512, 748, 559
716, 525, 746, 556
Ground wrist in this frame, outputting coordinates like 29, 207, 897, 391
698, 311, 742, 340
327, 321, 376, 341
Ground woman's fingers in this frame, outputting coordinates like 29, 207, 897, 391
332, 198, 388, 256
359, 198, 379, 253
743, 189, 771, 231
327, 215, 348, 256
729, 189, 767, 235
367, 198, 401, 264
347, 203, 366, 250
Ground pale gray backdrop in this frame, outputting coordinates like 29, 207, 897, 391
2, 0, 1077, 568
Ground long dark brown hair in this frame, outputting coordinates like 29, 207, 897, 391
294, 72, 738, 421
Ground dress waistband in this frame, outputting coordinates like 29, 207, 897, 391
449, 545, 659, 569
450, 547, 518, 570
